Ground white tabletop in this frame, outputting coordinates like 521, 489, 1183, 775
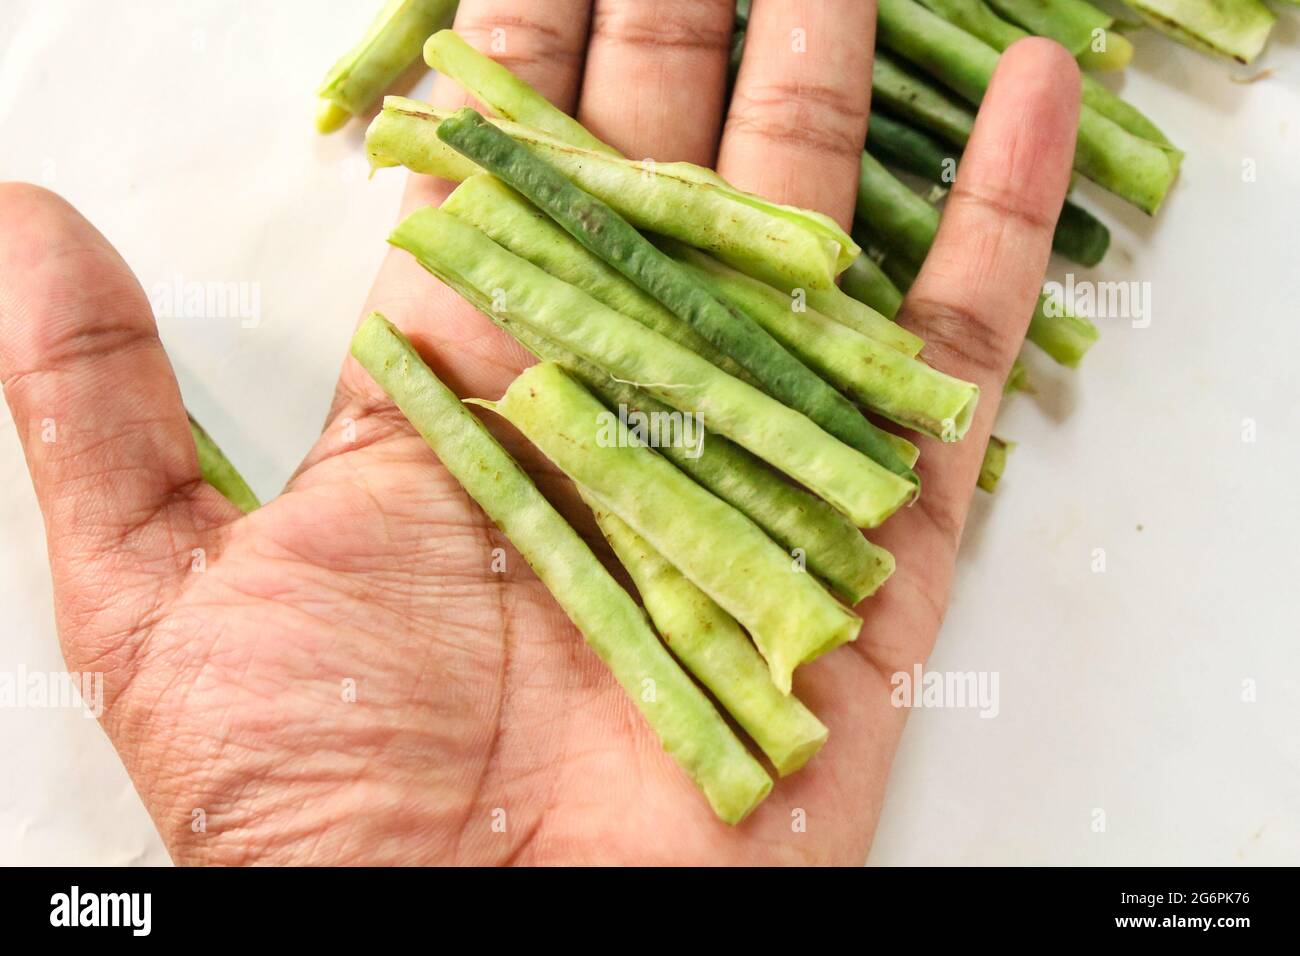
1, 0, 1297, 865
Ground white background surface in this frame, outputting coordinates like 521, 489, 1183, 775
1, 1, 1298, 866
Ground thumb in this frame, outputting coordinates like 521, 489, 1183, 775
0, 184, 235, 670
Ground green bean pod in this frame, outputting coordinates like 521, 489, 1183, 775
877, 0, 1178, 213
667, 244, 979, 442
433, 107, 917, 480
350, 313, 772, 824
423, 29, 617, 153
188, 413, 259, 513
983, 0, 1130, 69
389, 207, 916, 528
912, 0, 1180, 156
872, 51, 975, 149
315, 0, 458, 133
836, 253, 907, 321
484, 362, 862, 694
978, 434, 1013, 493
1126, 0, 1275, 64
865, 111, 1110, 267
367, 98, 858, 289
442, 175, 752, 384
588, 500, 829, 775
481, 319, 897, 605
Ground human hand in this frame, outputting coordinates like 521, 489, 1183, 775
0, 0, 1078, 864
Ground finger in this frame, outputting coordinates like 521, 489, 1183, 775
717, 0, 873, 228
577, 0, 735, 164
331, 0, 595, 420
0, 185, 234, 603
404, 0, 596, 215
862, 37, 1081, 670
895, 37, 1080, 538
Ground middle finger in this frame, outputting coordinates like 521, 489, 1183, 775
577, 0, 735, 164
718, 0, 873, 228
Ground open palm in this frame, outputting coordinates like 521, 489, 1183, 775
0, 0, 1079, 864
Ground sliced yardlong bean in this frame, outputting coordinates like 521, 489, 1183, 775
872, 51, 975, 149
877, 0, 1177, 214
443, 176, 916, 469
476, 315, 895, 604
984, 0, 1131, 69
389, 207, 916, 528
669, 244, 978, 441
1126, 0, 1275, 65
977, 434, 1013, 493
1027, 294, 1101, 369
810, 277, 915, 351
865, 110, 1111, 268
911, 0, 1180, 157
442, 175, 750, 382
434, 107, 917, 480
587, 499, 829, 775
423, 29, 616, 154
189, 413, 259, 513
857, 151, 940, 272
1053, 201, 1110, 270
349, 313, 771, 823
482, 362, 862, 694
867, 110, 961, 185
444, 177, 923, 367
367, 97, 857, 289
424, 29, 919, 365
855, 151, 1100, 368
418, 39, 924, 360
433, 202, 895, 592
827, 255, 907, 322
315, 0, 457, 133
